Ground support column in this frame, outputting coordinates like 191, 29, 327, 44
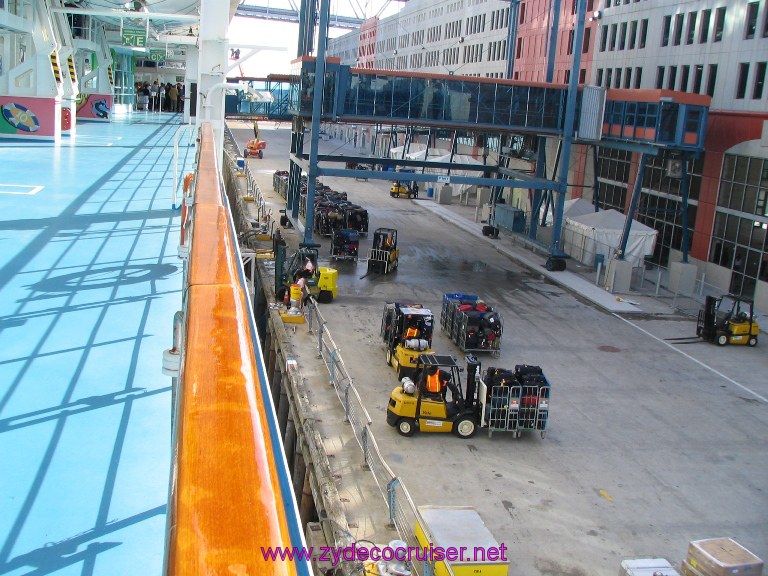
277, 383, 290, 436
680, 153, 691, 263
184, 46, 199, 123
270, 362, 282, 408
284, 411, 296, 468
299, 466, 316, 526
618, 153, 647, 259
292, 447, 306, 501
196, 0, 229, 153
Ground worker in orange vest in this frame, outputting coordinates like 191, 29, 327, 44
423, 365, 448, 395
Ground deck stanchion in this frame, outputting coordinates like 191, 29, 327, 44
386, 477, 399, 529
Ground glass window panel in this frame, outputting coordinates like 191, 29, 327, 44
700, 9, 711, 42
717, 181, 731, 208
746, 1, 759, 39
746, 157, 761, 185
743, 185, 759, 214
745, 249, 760, 279
750, 223, 765, 250
737, 217, 753, 244
730, 183, 745, 211
673, 13, 684, 45
736, 63, 750, 99
687, 11, 697, 44
734, 156, 749, 182
721, 154, 736, 181
712, 211, 727, 237
714, 6, 726, 42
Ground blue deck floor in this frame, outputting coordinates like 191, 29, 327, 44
0, 112, 196, 575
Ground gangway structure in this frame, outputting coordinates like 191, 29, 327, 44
283, 55, 709, 268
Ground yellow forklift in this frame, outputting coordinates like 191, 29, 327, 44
390, 180, 418, 199
380, 303, 434, 379
275, 243, 337, 303
386, 354, 551, 440
696, 294, 759, 347
366, 228, 399, 275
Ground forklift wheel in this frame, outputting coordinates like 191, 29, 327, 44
748, 336, 758, 347
397, 418, 416, 437
317, 290, 333, 304
385, 348, 392, 366
454, 416, 477, 439
717, 334, 728, 346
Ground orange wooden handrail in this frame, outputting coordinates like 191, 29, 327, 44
165, 123, 307, 575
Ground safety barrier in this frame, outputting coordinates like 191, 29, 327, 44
164, 122, 310, 575
303, 299, 453, 576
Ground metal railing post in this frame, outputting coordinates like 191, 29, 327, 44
655, 266, 662, 296
361, 426, 370, 470
386, 477, 399, 529
343, 384, 350, 422
317, 320, 326, 358
329, 349, 337, 386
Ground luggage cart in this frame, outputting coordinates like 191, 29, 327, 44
330, 228, 359, 262
440, 293, 503, 357
480, 365, 550, 438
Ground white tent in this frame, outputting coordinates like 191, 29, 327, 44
389, 144, 451, 160
424, 153, 484, 197
544, 197, 596, 225
563, 209, 657, 267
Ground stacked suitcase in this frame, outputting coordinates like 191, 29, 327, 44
482, 364, 550, 438
440, 293, 503, 357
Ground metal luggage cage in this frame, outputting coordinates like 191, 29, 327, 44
480, 381, 550, 439
440, 293, 503, 358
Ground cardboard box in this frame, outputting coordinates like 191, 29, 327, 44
681, 559, 707, 576
687, 538, 763, 576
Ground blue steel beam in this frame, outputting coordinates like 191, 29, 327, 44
235, 3, 364, 30
549, 0, 587, 260
617, 153, 647, 259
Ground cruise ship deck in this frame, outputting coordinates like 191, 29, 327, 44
0, 112, 193, 574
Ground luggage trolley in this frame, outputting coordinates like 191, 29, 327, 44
480, 365, 550, 438
330, 228, 359, 262
440, 293, 503, 358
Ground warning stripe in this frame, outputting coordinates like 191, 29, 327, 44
107, 65, 114, 86
67, 55, 77, 83
50, 52, 62, 83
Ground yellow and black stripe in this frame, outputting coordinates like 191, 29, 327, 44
50, 51, 62, 84
107, 65, 114, 87
67, 55, 77, 83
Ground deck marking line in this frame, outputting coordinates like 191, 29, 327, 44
0, 184, 43, 195
614, 314, 767, 403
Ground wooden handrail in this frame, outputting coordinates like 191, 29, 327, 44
165, 123, 308, 575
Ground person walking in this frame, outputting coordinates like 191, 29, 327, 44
140, 82, 150, 111
150, 81, 159, 111
163, 83, 173, 111
159, 83, 166, 111
168, 83, 179, 113
176, 83, 184, 113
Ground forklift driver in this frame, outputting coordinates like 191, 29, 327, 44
422, 366, 465, 410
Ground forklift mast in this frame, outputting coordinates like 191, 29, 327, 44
464, 355, 481, 410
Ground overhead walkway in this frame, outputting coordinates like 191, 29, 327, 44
290, 58, 710, 151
